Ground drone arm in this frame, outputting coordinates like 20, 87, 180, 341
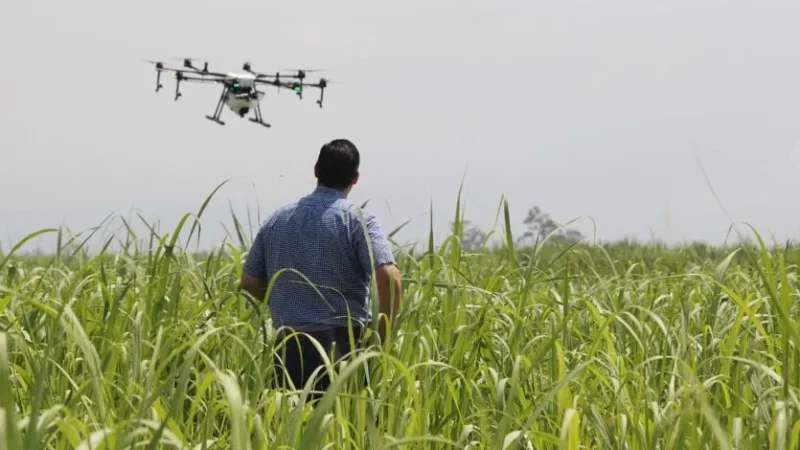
182, 59, 230, 78
180, 75, 228, 83
254, 78, 292, 88
317, 86, 325, 108
173, 73, 225, 100
174, 74, 182, 100
253, 78, 328, 107
301, 80, 327, 107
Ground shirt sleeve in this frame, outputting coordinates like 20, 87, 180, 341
242, 226, 268, 280
353, 210, 395, 274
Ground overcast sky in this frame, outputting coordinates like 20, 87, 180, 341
2, 0, 799, 253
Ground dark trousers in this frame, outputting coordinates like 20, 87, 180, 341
272, 325, 367, 401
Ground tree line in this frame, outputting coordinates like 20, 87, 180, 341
453, 205, 584, 251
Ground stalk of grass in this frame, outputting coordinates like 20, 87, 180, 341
0, 185, 798, 448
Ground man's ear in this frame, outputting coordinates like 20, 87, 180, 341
352, 171, 359, 185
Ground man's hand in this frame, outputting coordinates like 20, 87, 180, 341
240, 273, 267, 302
375, 263, 402, 342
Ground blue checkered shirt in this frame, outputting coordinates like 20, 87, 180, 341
242, 186, 396, 331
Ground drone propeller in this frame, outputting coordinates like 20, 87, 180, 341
243, 62, 271, 73
168, 56, 202, 64
283, 68, 324, 73
160, 57, 221, 76
280, 68, 325, 81
243, 62, 288, 80
181, 58, 207, 72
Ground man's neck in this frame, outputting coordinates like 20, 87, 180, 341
315, 183, 349, 198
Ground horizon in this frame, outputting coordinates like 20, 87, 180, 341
2, 183, 793, 258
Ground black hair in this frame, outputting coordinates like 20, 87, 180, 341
314, 139, 360, 190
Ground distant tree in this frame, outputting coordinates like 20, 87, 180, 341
450, 220, 487, 251
561, 228, 584, 242
519, 205, 583, 245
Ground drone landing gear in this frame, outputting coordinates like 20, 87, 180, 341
249, 101, 271, 128
205, 115, 225, 126
203, 85, 271, 128
205, 86, 229, 126
249, 118, 271, 128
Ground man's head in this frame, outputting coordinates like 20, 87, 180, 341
314, 139, 360, 194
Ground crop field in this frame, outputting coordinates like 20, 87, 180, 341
0, 195, 798, 449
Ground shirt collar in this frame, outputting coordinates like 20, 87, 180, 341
311, 185, 346, 199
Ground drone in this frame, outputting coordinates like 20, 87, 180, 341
145, 58, 329, 128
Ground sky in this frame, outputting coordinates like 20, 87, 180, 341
2, 0, 800, 253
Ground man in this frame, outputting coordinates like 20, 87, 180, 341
239, 138, 402, 398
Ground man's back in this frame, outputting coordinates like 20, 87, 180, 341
239, 138, 402, 396
242, 185, 395, 331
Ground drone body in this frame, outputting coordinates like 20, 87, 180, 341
207, 72, 266, 124
146, 59, 329, 128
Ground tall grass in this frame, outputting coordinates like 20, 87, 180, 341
0, 188, 798, 449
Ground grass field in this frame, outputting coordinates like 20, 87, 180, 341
0, 191, 798, 449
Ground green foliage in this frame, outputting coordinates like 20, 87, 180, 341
0, 190, 798, 449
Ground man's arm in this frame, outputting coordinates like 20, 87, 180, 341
375, 262, 402, 341
353, 210, 402, 341
240, 273, 267, 301
240, 227, 268, 301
